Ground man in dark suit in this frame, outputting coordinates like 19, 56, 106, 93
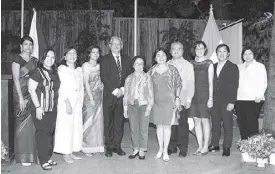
100, 36, 132, 157
208, 44, 239, 156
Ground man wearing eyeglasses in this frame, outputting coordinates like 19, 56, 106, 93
100, 36, 132, 157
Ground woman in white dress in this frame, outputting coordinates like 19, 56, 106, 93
54, 47, 84, 163
81, 46, 104, 155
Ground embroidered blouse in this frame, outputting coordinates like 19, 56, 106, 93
123, 72, 154, 110
29, 67, 60, 112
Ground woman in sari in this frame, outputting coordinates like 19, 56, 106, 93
81, 46, 104, 155
12, 35, 39, 166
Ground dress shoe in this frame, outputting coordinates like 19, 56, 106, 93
168, 148, 177, 155
105, 149, 113, 157
179, 151, 187, 157
139, 155, 145, 160
113, 148, 126, 156
222, 148, 230, 156
128, 152, 139, 159
208, 145, 220, 152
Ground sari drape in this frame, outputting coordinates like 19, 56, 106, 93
13, 57, 39, 163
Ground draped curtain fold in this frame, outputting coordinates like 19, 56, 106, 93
2, 11, 227, 68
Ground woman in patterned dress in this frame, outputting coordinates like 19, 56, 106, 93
81, 46, 104, 155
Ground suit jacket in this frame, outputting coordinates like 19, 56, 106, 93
100, 53, 132, 106
213, 60, 239, 104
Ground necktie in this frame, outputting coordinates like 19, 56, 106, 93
116, 56, 122, 82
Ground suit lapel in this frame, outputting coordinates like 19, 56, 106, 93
214, 63, 218, 79
218, 60, 229, 79
109, 54, 119, 75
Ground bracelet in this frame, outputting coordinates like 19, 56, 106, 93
36, 105, 40, 108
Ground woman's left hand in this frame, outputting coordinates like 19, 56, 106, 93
207, 99, 213, 108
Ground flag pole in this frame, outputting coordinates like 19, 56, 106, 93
210, 4, 213, 15
134, 0, 137, 56
21, 0, 24, 37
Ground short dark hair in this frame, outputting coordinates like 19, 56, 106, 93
131, 55, 147, 72
216, 44, 230, 53
85, 45, 101, 63
241, 47, 255, 62
38, 48, 57, 71
20, 35, 34, 45
152, 47, 168, 65
194, 41, 208, 56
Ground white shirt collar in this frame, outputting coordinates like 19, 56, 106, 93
112, 52, 121, 59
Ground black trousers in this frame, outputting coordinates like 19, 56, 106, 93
235, 101, 263, 140
210, 102, 233, 149
32, 111, 56, 164
168, 106, 189, 152
103, 97, 124, 149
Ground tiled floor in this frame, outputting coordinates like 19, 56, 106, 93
1, 122, 275, 174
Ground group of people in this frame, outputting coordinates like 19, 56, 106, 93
12, 35, 267, 171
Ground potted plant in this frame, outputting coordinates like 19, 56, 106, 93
1, 141, 8, 161
238, 133, 275, 167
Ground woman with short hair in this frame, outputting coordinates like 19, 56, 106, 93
123, 56, 154, 160
235, 47, 267, 140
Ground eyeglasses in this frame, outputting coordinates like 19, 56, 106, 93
111, 43, 121, 46
134, 63, 144, 66
195, 48, 205, 51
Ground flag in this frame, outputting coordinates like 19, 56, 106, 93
202, 8, 223, 64
29, 9, 47, 59
220, 22, 243, 64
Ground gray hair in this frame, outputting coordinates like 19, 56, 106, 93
171, 41, 184, 50
109, 36, 123, 45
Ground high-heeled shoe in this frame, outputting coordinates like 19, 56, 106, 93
128, 152, 139, 159
139, 155, 145, 160
154, 151, 163, 159
193, 151, 201, 155
199, 149, 208, 156
162, 153, 170, 162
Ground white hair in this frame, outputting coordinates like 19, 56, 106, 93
109, 36, 123, 45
